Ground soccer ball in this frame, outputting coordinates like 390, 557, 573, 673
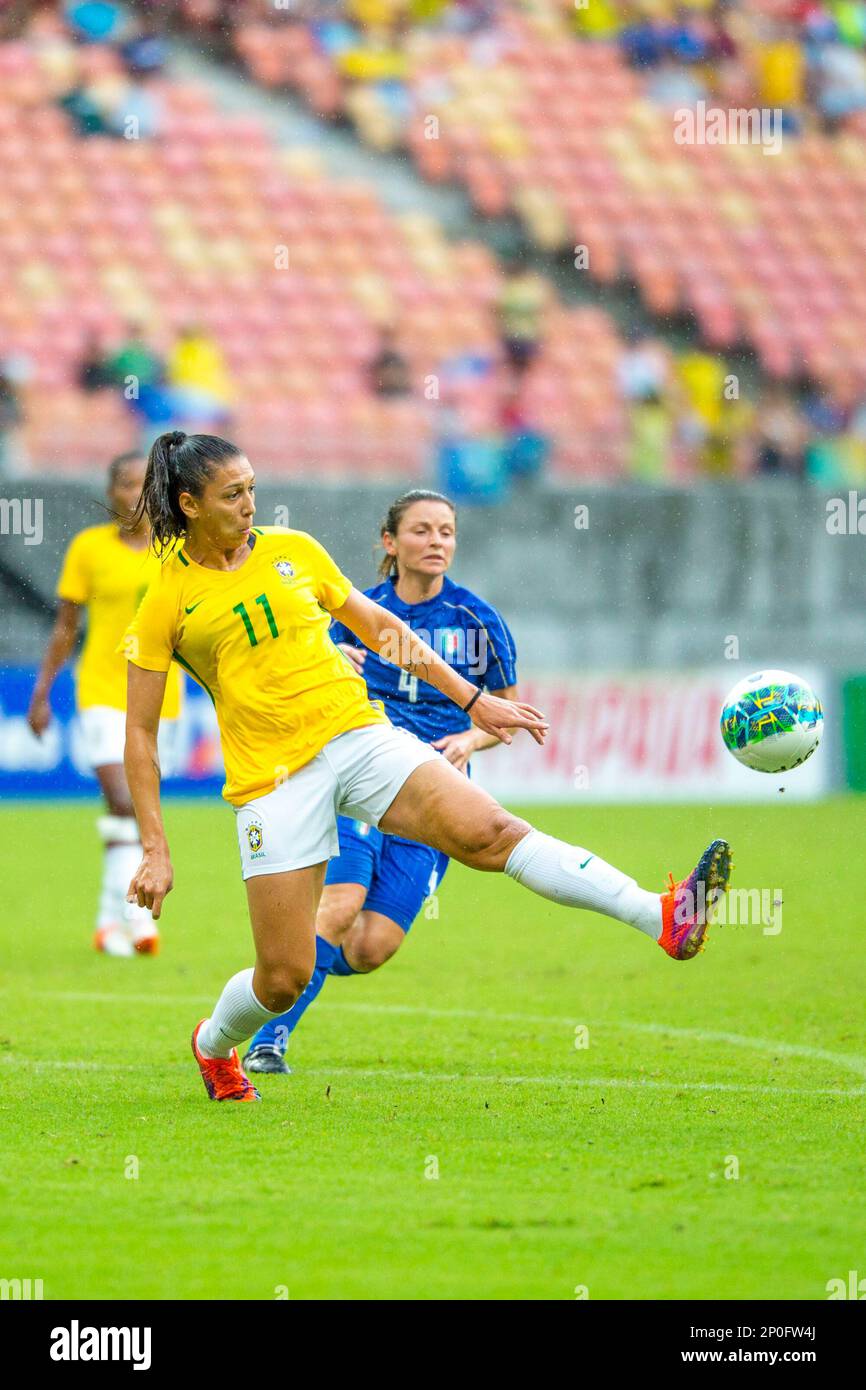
720, 670, 823, 773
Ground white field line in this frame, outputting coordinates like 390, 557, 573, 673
2, 989, 866, 1084
0, 1055, 862, 1097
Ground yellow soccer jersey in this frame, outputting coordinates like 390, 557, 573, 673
56, 524, 183, 718
122, 527, 389, 806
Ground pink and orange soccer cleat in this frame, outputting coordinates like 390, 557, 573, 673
658, 839, 732, 960
191, 1021, 261, 1102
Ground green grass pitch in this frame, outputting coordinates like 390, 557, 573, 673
0, 798, 863, 1301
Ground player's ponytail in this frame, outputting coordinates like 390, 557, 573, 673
377, 489, 457, 579
128, 431, 242, 553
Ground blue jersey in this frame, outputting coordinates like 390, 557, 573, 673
329, 573, 517, 744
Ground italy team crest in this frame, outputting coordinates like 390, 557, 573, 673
273, 558, 294, 581
439, 627, 462, 659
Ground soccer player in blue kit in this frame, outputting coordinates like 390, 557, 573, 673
244, 489, 518, 1075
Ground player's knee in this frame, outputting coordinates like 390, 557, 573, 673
317, 886, 367, 941
461, 808, 530, 870
349, 932, 401, 973
257, 962, 314, 1013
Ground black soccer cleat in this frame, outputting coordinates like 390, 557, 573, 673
243, 1045, 292, 1076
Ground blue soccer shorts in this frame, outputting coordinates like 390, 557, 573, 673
324, 814, 449, 932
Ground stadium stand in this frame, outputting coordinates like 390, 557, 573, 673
227, 1, 866, 391
0, 8, 635, 479
4, 2, 866, 482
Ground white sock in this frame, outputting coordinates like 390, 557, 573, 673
98, 845, 133, 930
107, 842, 159, 942
504, 830, 662, 940
197, 969, 283, 1059
97, 817, 153, 933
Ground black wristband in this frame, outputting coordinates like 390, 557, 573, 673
463, 688, 482, 714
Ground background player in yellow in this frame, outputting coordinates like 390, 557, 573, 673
27, 452, 183, 957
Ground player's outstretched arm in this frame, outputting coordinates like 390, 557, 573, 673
331, 589, 548, 746
27, 599, 81, 737
124, 663, 173, 920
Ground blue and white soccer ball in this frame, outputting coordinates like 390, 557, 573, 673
720, 669, 823, 774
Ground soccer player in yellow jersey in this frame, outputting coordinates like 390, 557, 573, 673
123, 431, 731, 1102
27, 452, 183, 958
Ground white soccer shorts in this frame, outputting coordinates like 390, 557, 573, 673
79, 706, 180, 777
234, 723, 440, 880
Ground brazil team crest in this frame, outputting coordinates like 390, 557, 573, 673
273, 558, 295, 582
246, 822, 264, 855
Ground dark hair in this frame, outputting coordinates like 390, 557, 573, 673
377, 489, 456, 580
129, 431, 242, 552
107, 450, 145, 489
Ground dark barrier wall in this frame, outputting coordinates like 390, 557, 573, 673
1, 477, 865, 672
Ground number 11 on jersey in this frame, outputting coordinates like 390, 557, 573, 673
233, 593, 279, 648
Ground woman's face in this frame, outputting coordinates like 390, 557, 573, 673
384, 499, 457, 580
181, 455, 256, 549
109, 458, 146, 524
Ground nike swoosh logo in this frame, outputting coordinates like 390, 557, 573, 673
579, 856, 593, 869
184, 601, 203, 614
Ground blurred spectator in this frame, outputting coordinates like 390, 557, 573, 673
435, 350, 508, 500
796, 374, 848, 436
107, 324, 163, 393
58, 74, 109, 136
501, 381, 550, 483
120, 21, 168, 76
65, 1, 123, 43
629, 393, 674, 482
617, 326, 670, 403
167, 325, 235, 423
57, 58, 162, 140
618, 327, 674, 482
496, 260, 550, 379
814, 39, 866, 128
571, 0, 621, 39
647, 55, 708, 107
754, 383, 807, 477
105, 73, 163, 138
77, 336, 113, 393
0, 370, 23, 478
678, 349, 727, 436
677, 348, 734, 474
369, 327, 411, 397
754, 21, 806, 116
620, 15, 673, 70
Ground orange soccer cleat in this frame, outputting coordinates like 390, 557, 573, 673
132, 932, 160, 955
93, 925, 134, 958
658, 839, 732, 961
191, 1021, 261, 1102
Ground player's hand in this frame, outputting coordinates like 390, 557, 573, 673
127, 846, 173, 921
27, 693, 51, 738
431, 730, 477, 773
468, 693, 548, 746
338, 643, 367, 675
